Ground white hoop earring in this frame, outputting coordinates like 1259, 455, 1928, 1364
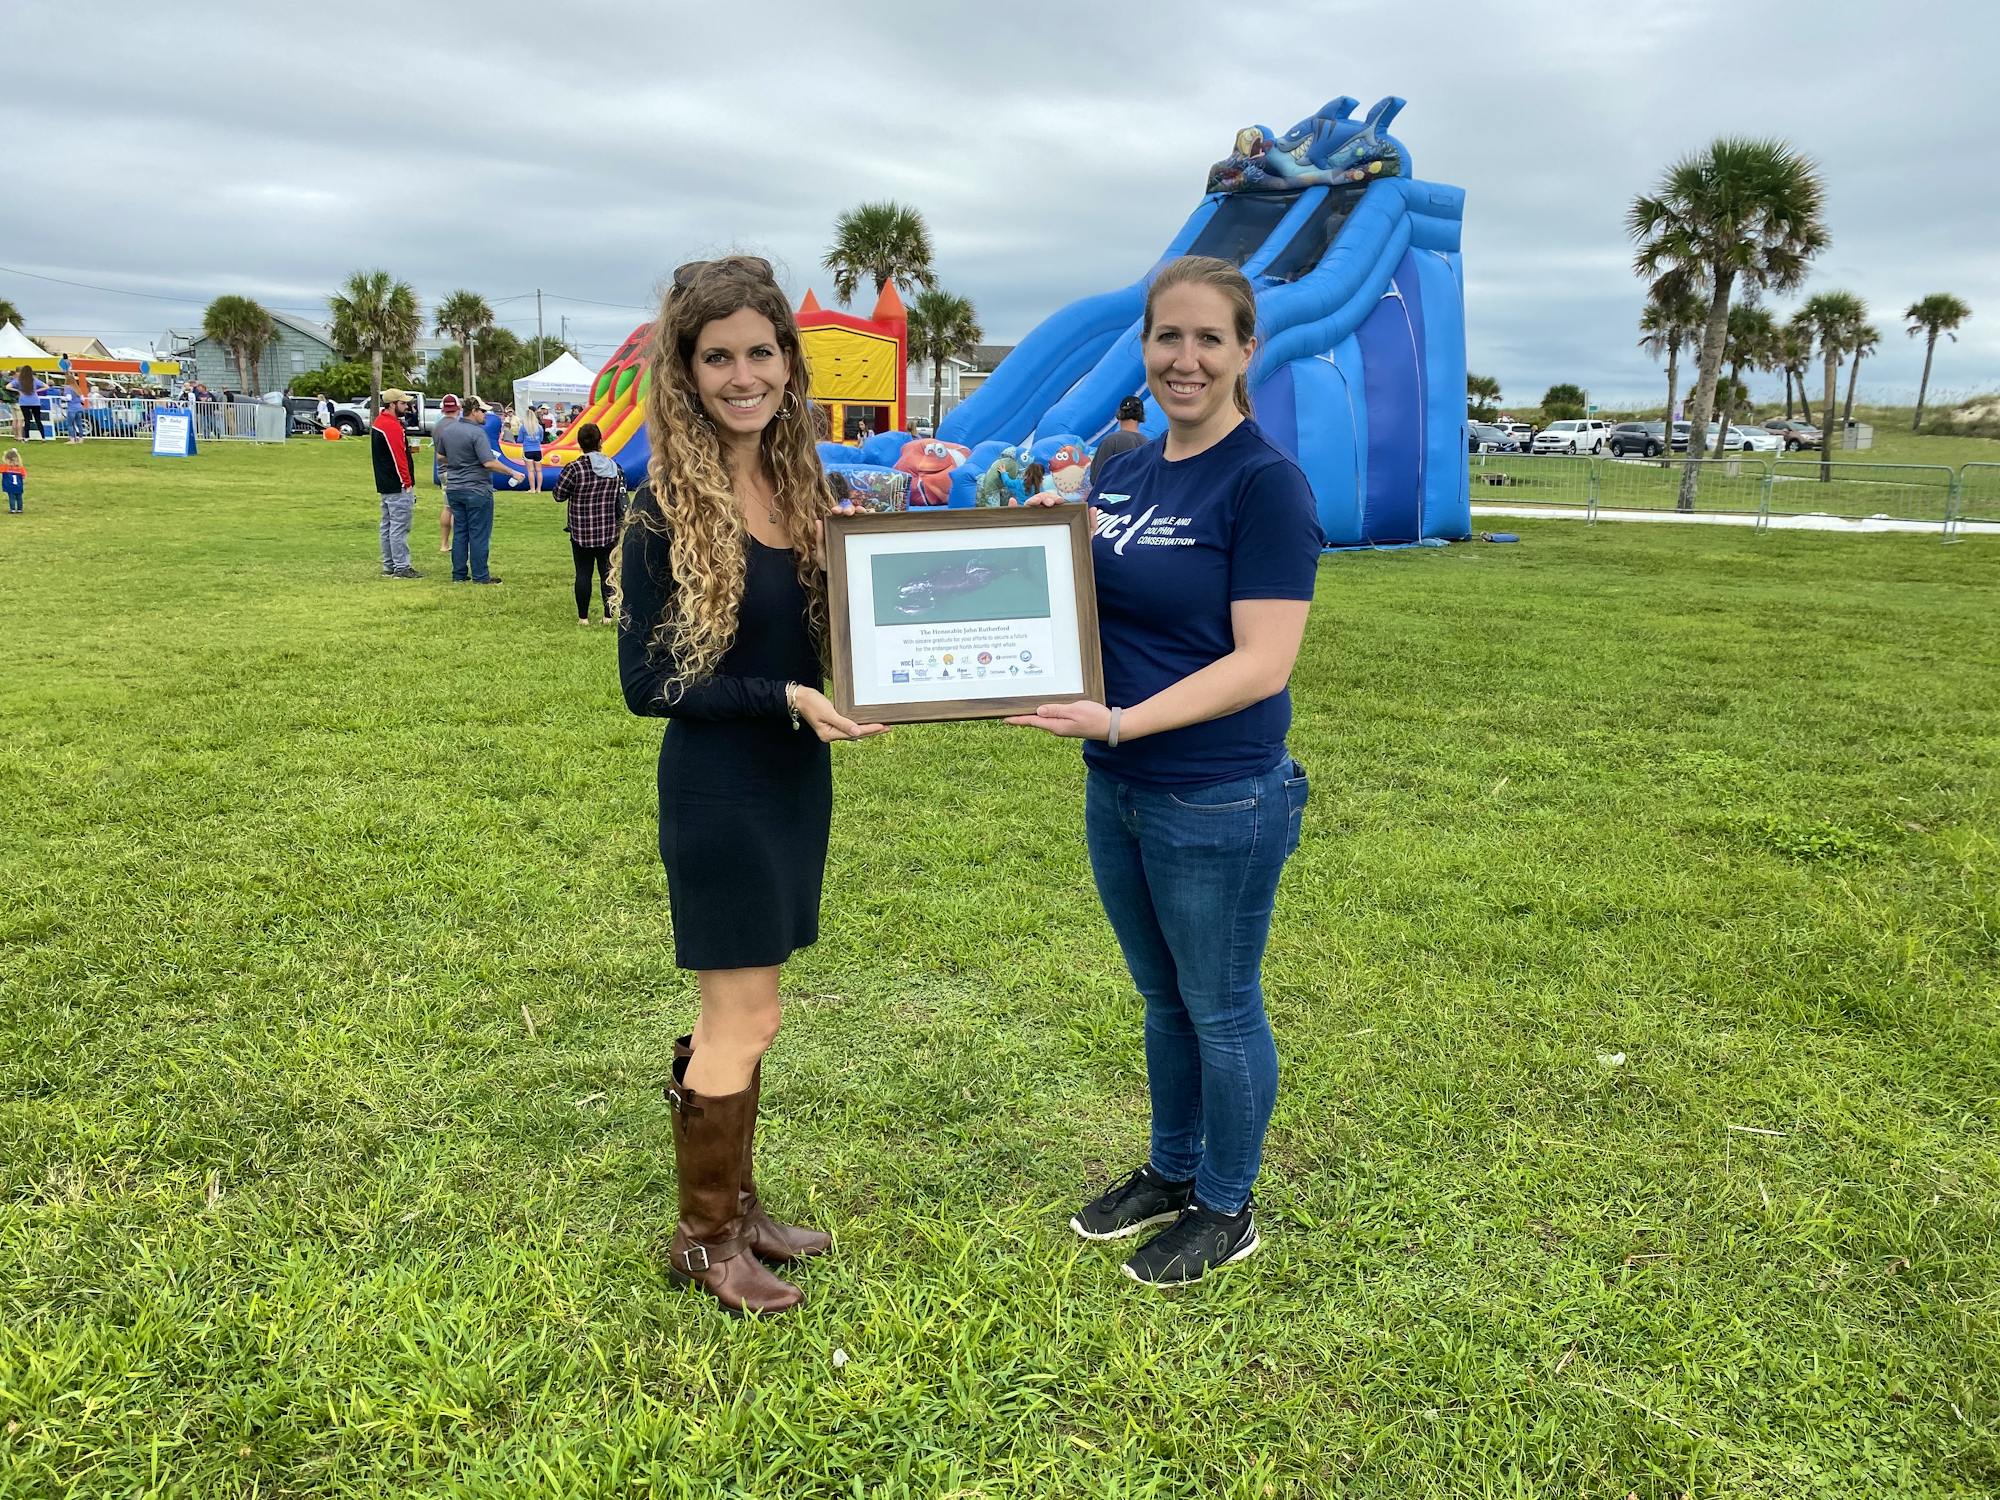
777, 391, 799, 422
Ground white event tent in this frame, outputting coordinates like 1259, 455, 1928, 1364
512, 351, 598, 414
0, 322, 51, 360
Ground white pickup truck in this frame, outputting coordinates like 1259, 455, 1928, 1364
329, 391, 449, 438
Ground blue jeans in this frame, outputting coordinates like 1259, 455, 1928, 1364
445, 487, 494, 582
1084, 755, 1309, 1214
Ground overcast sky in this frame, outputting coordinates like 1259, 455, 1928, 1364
8, 0, 1997, 408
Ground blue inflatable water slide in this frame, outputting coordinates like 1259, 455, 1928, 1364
936, 95, 1469, 547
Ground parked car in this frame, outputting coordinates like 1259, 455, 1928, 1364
1493, 420, 1535, 447
1530, 419, 1610, 455
1607, 421, 1667, 458
1720, 424, 1780, 454
1763, 418, 1823, 451
1468, 421, 1518, 453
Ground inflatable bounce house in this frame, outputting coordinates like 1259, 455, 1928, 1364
938, 93, 1469, 547
498, 286, 910, 487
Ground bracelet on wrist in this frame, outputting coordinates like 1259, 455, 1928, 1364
1107, 706, 1121, 747
785, 681, 801, 731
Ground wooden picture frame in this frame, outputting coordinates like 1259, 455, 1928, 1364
825, 507, 1104, 725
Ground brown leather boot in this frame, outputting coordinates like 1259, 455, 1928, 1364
673, 1038, 833, 1265
663, 1072, 802, 1316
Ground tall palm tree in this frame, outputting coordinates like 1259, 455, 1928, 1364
1778, 317, 1815, 421
823, 202, 937, 307
1905, 293, 1972, 432
329, 269, 422, 408
1841, 321, 1879, 428
906, 288, 983, 430
0, 297, 23, 330
1638, 284, 1707, 430
1712, 303, 1777, 454
433, 289, 495, 399
201, 294, 276, 395
1799, 290, 1864, 480
1629, 138, 1827, 509
1466, 373, 1501, 421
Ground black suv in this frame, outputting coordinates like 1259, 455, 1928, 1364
1607, 421, 1667, 458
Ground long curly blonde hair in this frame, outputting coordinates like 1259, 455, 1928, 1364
625, 257, 831, 689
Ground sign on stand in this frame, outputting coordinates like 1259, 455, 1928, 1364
152, 407, 196, 458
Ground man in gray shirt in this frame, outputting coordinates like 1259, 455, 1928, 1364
435, 396, 521, 584
1088, 395, 1150, 494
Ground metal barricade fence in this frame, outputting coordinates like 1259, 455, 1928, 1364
1467, 452, 1593, 510
1595, 455, 1773, 522
1766, 460, 1956, 526
1955, 463, 2000, 534
2, 396, 285, 442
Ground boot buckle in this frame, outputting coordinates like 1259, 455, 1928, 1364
664, 1086, 701, 1116
678, 1244, 712, 1273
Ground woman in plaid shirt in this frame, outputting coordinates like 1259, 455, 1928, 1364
552, 422, 628, 624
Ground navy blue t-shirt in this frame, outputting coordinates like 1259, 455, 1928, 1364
1082, 420, 1322, 788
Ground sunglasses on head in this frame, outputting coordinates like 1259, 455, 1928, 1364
670, 255, 775, 292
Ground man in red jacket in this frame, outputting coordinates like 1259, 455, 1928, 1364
371, 389, 421, 578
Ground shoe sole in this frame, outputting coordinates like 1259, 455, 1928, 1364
1069, 1208, 1182, 1242
1121, 1229, 1261, 1287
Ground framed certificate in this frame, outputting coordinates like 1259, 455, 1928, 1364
826, 507, 1104, 724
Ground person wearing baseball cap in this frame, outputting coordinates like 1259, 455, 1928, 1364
433, 393, 521, 583
370, 389, 421, 578
1088, 394, 1151, 496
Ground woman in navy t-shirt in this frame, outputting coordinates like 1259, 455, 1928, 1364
1012, 255, 1322, 1287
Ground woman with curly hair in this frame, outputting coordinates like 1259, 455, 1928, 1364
617, 255, 885, 1316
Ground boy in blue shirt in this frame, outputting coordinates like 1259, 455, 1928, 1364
1, 448, 23, 513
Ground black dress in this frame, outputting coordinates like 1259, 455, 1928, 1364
617, 486, 831, 970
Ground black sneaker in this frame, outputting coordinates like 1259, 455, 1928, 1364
1122, 1202, 1260, 1287
1070, 1164, 1194, 1241
473, 576, 504, 585
392, 566, 423, 579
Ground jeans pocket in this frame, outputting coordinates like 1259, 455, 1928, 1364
1283, 759, 1309, 856
1166, 777, 1259, 814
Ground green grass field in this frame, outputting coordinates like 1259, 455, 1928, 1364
2, 440, 1997, 1498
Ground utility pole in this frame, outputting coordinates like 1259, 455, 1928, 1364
536, 289, 544, 352
560, 314, 568, 350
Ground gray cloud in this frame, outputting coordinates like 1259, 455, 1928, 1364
7, 0, 1996, 405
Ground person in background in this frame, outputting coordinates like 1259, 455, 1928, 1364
317, 392, 333, 430
1012, 255, 1321, 1289
434, 393, 460, 552
1088, 395, 1150, 493
434, 395, 521, 584
371, 388, 422, 579
519, 401, 545, 493
1, 447, 25, 513
9, 367, 47, 441
551, 421, 623, 625
64, 376, 88, 444
483, 401, 504, 447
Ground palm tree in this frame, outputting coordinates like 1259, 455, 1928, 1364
329, 269, 422, 408
1841, 321, 1879, 428
1637, 284, 1707, 430
1778, 317, 1815, 421
1466, 373, 1501, 421
0, 297, 23, 330
1905, 293, 1972, 432
906, 288, 983, 430
1712, 303, 1777, 454
1799, 290, 1865, 480
1629, 138, 1827, 509
433, 289, 495, 399
201, 295, 276, 395
823, 202, 937, 307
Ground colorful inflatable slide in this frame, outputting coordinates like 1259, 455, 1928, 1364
936, 94, 1470, 547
